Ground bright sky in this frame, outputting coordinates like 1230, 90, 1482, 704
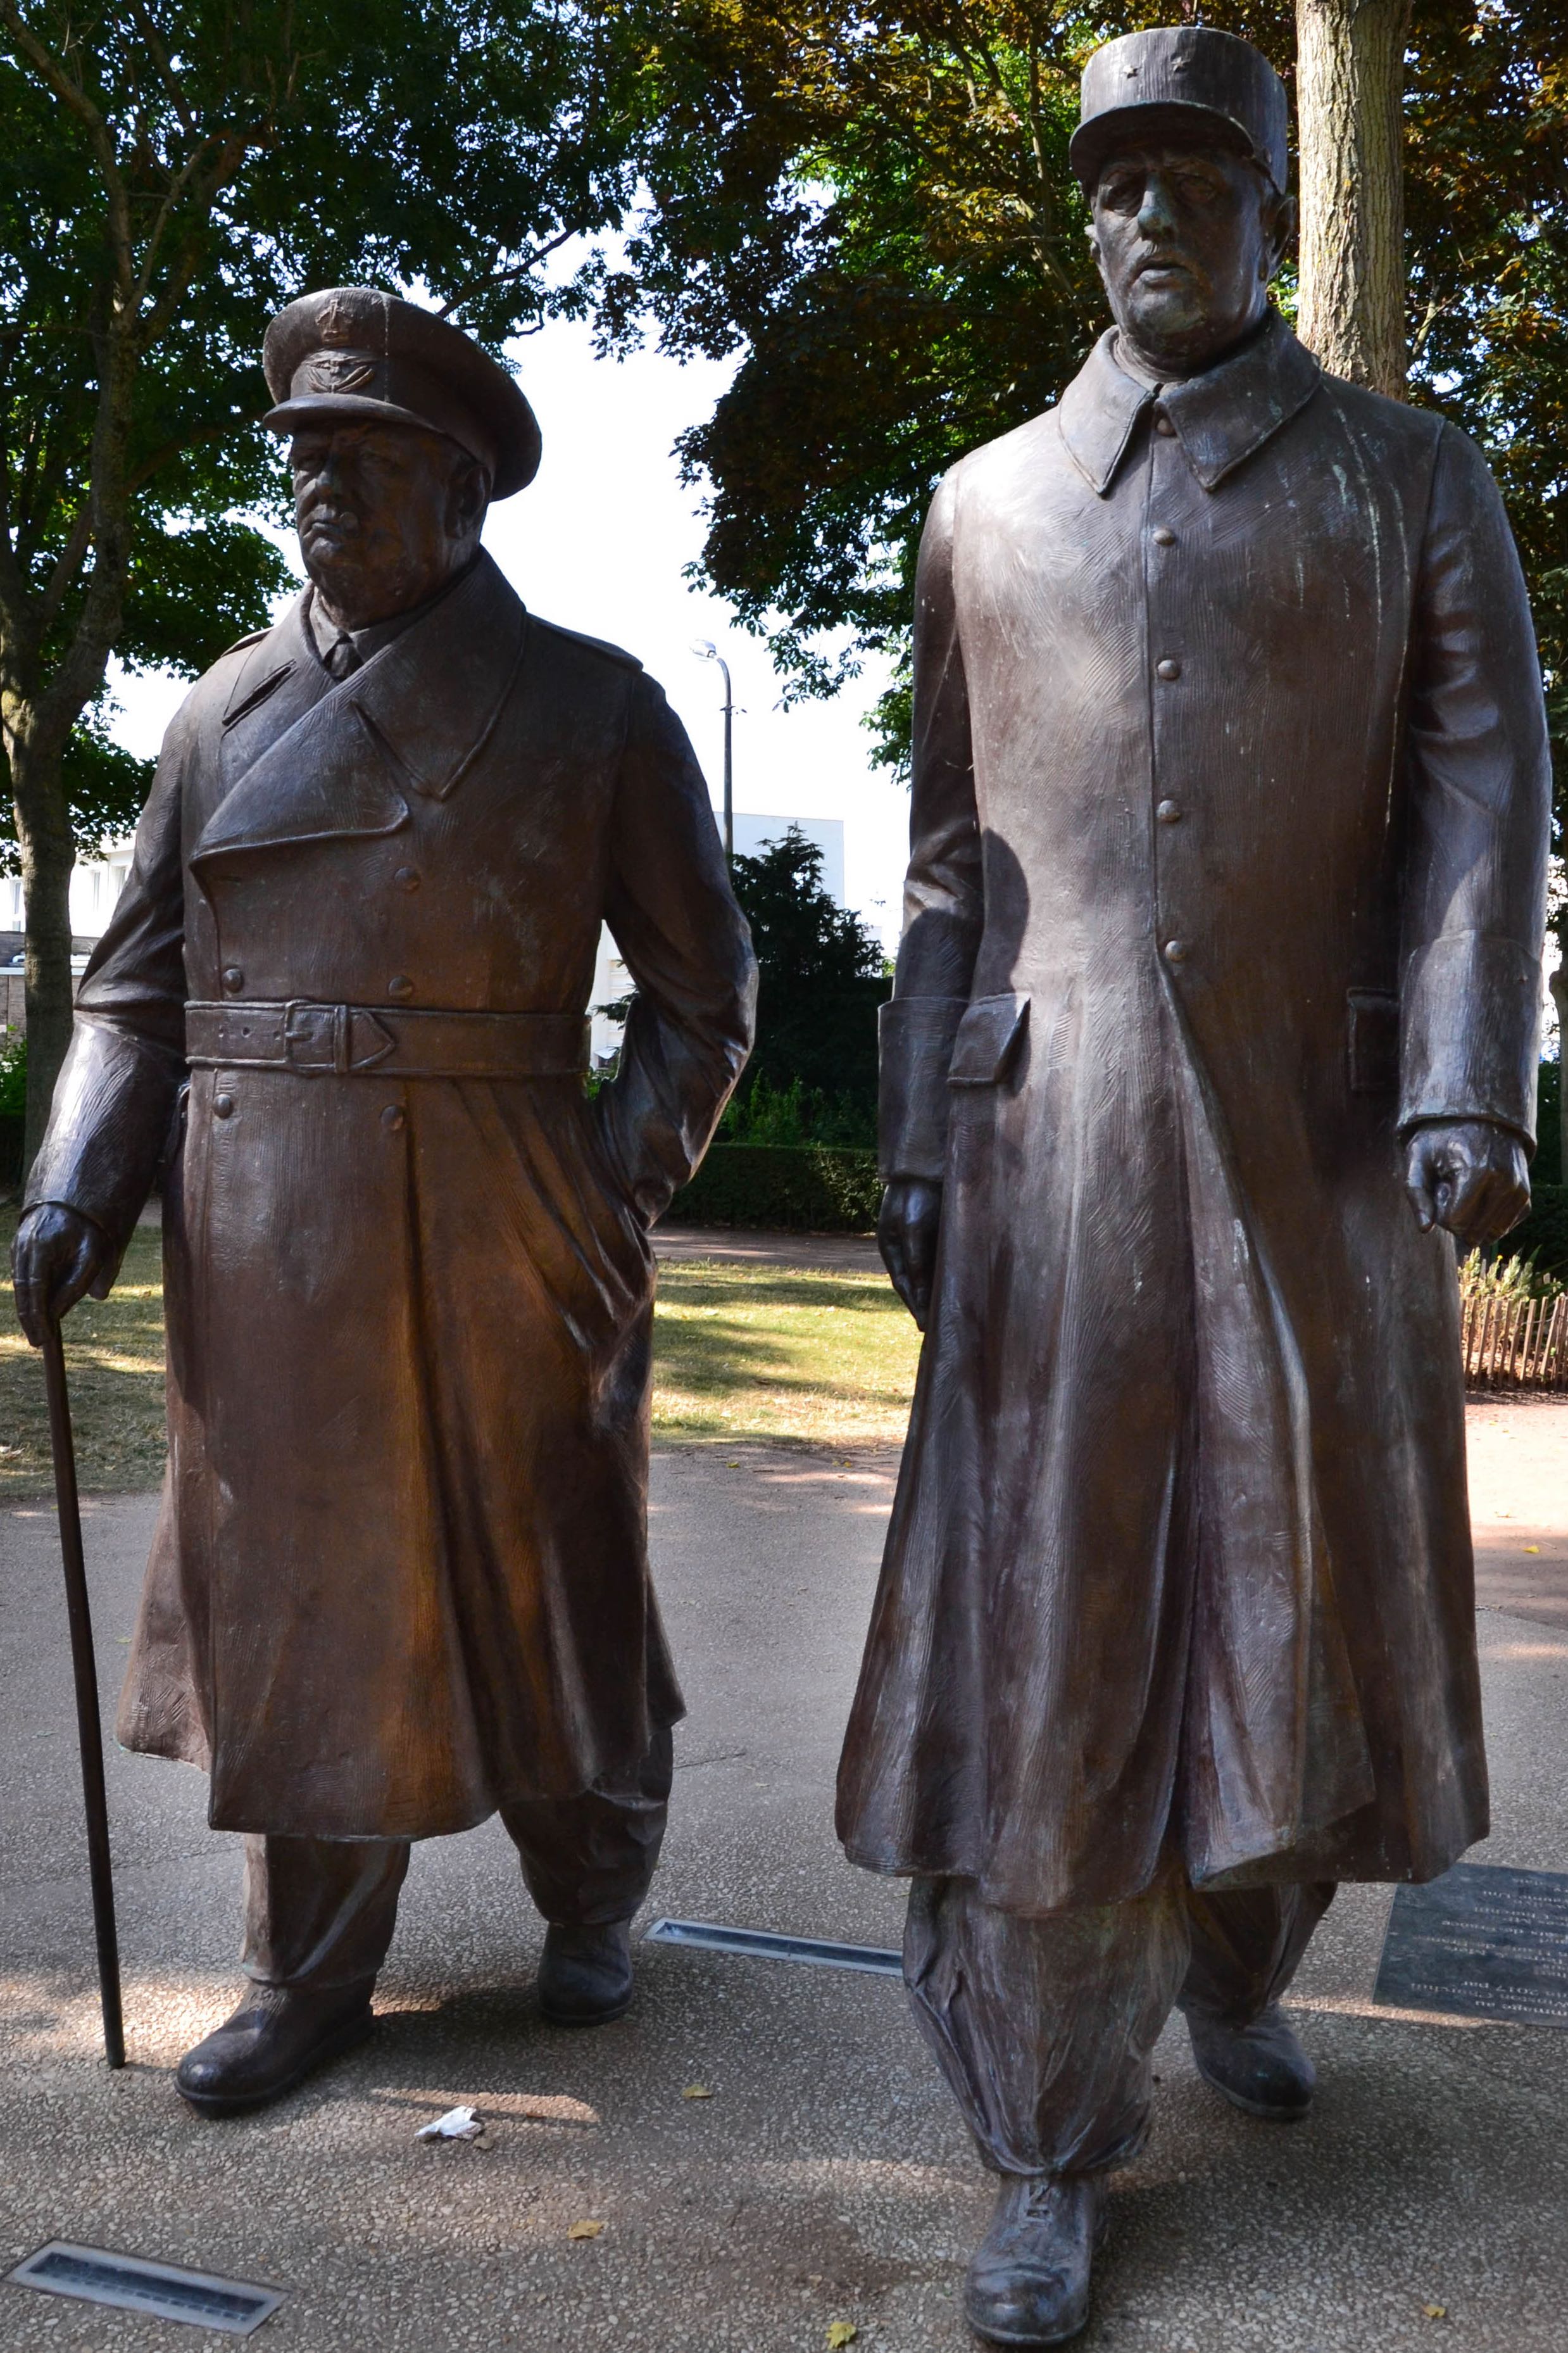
108, 317, 912, 953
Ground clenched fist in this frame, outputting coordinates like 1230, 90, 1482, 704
1403, 1120, 1530, 1253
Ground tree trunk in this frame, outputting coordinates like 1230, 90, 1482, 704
9, 735, 77, 1173
1295, 0, 1412, 396
1551, 947, 1568, 1183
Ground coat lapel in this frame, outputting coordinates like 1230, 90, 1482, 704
192, 552, 529, 867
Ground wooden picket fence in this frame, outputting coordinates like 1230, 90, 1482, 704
1460, 1284, 1568, 1391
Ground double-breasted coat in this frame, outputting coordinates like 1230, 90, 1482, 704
836, 313, 1550, 1915
28, 550, 756, 1839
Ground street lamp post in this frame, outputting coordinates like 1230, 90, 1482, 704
693, 640, 734, 866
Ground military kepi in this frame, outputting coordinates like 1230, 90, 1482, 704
1070, 24, 1289, 196
263, 286, 541, 498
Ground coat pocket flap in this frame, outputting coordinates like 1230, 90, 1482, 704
948, 992, 1031, 1086
1347, 989, 1400, 1096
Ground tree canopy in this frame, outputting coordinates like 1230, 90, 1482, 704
604, 2, 1567, 792
723, 825, 889, 1147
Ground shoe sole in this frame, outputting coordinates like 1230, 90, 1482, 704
538, 1989, 633, 2029
1190, 2051, 1312, 2122
965, 2314, 1091, 2349
177, 2007, 375, 2118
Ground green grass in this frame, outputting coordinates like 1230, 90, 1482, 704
651, 1261, 919, 1447
0, 1216, 919, 1494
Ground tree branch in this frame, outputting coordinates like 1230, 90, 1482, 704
436, 225, 580, 316
0, 0, 135, 301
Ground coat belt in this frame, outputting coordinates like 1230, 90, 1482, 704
185, 1000, 591, 1079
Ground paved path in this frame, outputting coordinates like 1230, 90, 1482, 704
656, 1224, 883, 1273
1464, 1396, 1568, 1624
3, 1449, 1568, 2350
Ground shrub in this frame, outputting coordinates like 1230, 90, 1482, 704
665, 1142, 881, 1232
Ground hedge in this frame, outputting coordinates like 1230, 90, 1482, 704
0, 1112, 21, 1191
666, 1142, 880, 1233
1502, 1180, 1568, 1278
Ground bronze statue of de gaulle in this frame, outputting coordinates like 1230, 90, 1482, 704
838, 26, 1550, 2345
13, 287, 757, 2114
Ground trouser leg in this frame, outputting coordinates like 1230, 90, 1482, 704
903, 1873, 1191, 2178
242, 1836, 411, 1991
1177, 1879, 1338, 2026
499, 1727, 674, 1927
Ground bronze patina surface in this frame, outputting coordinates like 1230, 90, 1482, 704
13, 290, 756, 2110
843, 24, 1550, 2343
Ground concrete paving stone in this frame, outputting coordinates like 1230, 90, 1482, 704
1, 1448, 1566, 2350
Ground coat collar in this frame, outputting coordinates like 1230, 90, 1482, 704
194, 551, 528, 867
1056, 310, 1321, 496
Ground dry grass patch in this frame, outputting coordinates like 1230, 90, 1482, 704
1, 1213, 168, 1495
0, 1218, 918, 1492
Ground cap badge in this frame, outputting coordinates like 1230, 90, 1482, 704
317, 294, 355, 346
303, 351, 376, 393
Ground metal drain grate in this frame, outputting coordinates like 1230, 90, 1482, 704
644, 1917, 901, 1977
8, 2242, 283, 2335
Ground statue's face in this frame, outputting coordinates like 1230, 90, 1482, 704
1088, 135, 1288, 373
290, 419, 487, 628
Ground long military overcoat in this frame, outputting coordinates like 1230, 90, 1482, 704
836, 314, 1550, 1915
28, 550, 756, 1839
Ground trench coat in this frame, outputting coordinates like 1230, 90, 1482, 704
28, 550, 756, 1838
836, 313, 1550, 1915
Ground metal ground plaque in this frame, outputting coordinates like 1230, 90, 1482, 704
1373, 1862, 1568, 2026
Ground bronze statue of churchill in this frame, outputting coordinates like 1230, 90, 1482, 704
13, 289, 756, 2110
840, 27, 1550, 2344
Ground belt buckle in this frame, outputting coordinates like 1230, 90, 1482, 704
283, 1000, 346, 1073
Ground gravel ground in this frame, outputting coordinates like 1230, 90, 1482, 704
1, 1448, 1566, 2351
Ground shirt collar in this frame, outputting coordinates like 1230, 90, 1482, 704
1057, 309, 1321, 497
304, 552, 481, 667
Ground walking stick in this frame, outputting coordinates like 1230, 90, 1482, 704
39, 1315, 125, 2069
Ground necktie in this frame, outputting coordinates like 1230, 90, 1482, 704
325, 633, 362, 679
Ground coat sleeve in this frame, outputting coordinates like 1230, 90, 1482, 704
1398, 422, 1550, 1147
23, 703, 191, 1251
597, 674, 758, 1223
879, 464, 984, 1182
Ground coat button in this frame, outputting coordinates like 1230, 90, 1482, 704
387, 975, 414, 1000
394, 867, 420, 893
1155, 411, 1176, 436
222, 966, 244, 993
1152, 526, 1176, 546
1163, 939, 1189, 965
1157, 657, 1182, 681
381, 1104, 405, 1132
1157, 799, 1183, 824
213, 1092, 235, 1118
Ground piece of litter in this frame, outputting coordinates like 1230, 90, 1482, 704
827, 2325, 858, 2349
568, 2219, 605, 2241
682, 2083, 713, 2100
1523, 1546, 1541, 1555
416, 2105, 483, 2141
1423, 2306, 1447, 2322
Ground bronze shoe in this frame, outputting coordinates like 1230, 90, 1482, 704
1185, 2000, 1315, 2119
963, 2172, 1107, 2347
175, 1981, 375, 2116
537, 1921, 634, 2026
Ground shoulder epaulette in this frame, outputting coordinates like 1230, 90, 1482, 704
215, 624, 274, 660
531, 614, 643, 673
